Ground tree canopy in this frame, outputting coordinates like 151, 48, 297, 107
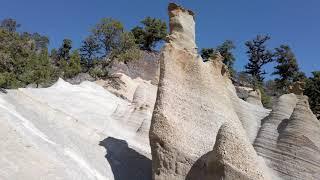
273, 45, 301, 93
0, 18, 20, 32
131, 17, 167, 51
92, 18, 124, 57
200, 40, 236, 76
245, 35, 273, 85
304, 71, 320, 119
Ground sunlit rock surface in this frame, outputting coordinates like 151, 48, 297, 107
254, 94, 320, 179
149, 3, 272, 180
1, 3, 318, 180
0, 75, 157, 180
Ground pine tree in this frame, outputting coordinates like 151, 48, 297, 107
200, 48, 217, 61
61, 50, 82, 78
216, 40, 236, 76
245, 35, 273, 86
92, 18, 124, 57
80, 35, 100, 64
304, 71, 320, 119
0, 18, 20, 32
201, 41, 236, 76
28, 50, 53, 87
110, 32, 141, 64
58, 39, 72, 61
131, 17, 167, 51
273, 45, 300, 93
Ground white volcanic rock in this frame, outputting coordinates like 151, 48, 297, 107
254, 94, 320, 179
167, 3, 197, 53
246, 89, 263, 107
232, 95, 271, 143
149, 3, 272, 180
0, 74, 157, 180
235, 86, 264, 107
204, 122, 267, 180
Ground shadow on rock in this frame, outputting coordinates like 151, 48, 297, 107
99, 137, 151, 180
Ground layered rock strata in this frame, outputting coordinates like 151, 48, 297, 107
254, 90, 320, 179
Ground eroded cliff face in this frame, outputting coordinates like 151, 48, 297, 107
254, 92, 320, 179
149, 3, 271, 180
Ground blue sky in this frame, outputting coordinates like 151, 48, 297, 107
0, 0, 319, 77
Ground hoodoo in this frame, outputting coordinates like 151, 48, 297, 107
254, 82, 320, 179
149, 3, 272, 180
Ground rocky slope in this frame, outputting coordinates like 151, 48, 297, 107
0, 75, 156, 180
110, 51, 160, 85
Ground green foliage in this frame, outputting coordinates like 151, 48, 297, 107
131, 26, 145, 46
92, 18, 124, 57
20, 32, 49, 52
50, 48, 58, 64
0, 17, 147, 88
200, 48, 217, 61
26, 50, 54, 87
79, 18, 142, 75
273, 45, 301, 93
0, 24, 55, 88
88, 59, 109, 79
110, 32, 141, 63
0, 28, 32, 88
293, 71, 307, 82
57, 39, 73, 62
200, 40, 236, 76
259, 85, 272, 109
131, 17, 167, 51
60, 50, 82, 78
80, 35, 100, 64
304, 71, 320, 119
0, 18, 20, 32
245, 35, 274, 84
217, 40, 236, 76
31, 33, 49, 52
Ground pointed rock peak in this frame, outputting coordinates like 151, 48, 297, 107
167, 3, 197, 53
168, 3, 195, 18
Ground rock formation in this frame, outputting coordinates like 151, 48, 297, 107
254, 89, 320, 179
288, 81, 305, 95
110, 51, 160, 85
167, 3, 197, 53
236, 86, 264, 107
149, 3, 271, 180
1, 2, 319, 180
246, 89, 263, 107
0, 76, 156, 180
